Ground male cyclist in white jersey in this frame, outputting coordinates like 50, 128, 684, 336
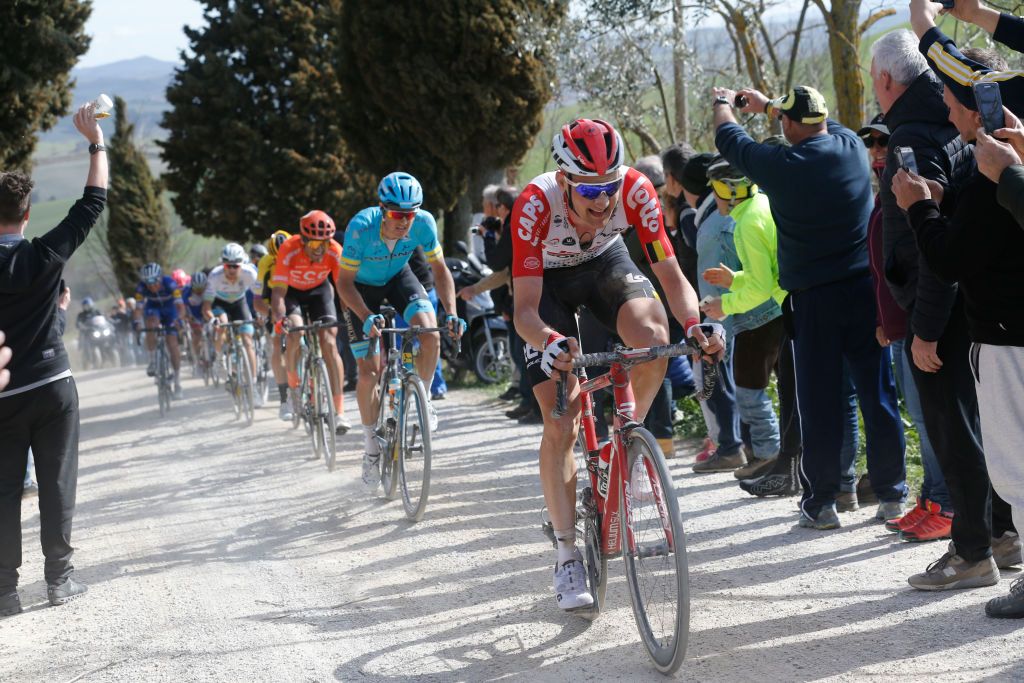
512, 118, 724, 611
202, 243, 263, 407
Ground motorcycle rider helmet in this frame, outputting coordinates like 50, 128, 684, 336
81, 297, 94, 309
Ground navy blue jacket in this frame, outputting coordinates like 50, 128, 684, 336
715, 120, 873, 292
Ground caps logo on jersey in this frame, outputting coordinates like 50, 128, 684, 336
625, 177, 661, 233
516, 193, 545, 246
523, 256, 541, 271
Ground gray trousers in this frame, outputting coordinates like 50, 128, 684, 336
974, 344, 1024, 537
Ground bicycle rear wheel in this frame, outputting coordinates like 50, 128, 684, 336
313, 358, 337, 471
256, 336, 270, 405
620, 427, 689, 674
238, 347, 255, 426
398, 374, 432, 522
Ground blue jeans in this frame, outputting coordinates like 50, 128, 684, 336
735, 387, 780, 459
891, 339, 951, 510
703, 327, 743, 457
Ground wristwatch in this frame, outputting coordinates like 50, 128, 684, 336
88, 143, 107, 155
712, 96, 731, 107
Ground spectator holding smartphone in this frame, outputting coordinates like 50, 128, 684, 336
893, 0, 1024, 616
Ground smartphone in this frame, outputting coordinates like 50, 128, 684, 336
973, 81, 1006, 135
895, 146, 918, 175
699, 295, 714, 307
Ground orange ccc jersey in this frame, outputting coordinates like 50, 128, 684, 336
270, 234, 343, 291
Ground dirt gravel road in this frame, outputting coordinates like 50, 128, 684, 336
2, 367, 1023, 681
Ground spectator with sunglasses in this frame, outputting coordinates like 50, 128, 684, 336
712, 84, 907, 530
337, 172, 464, 491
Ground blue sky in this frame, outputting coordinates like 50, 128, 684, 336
79, 0, 204, 67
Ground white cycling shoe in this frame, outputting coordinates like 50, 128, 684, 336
278, 402, 293, 421
426, 399, 439, 433
362, 453, 381, 491
553, 549, 594, 611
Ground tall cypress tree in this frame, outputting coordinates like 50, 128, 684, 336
0, 0, 92, 169
334, 1, 565, 249
160, 0, 375, 242
107, 96, 169, 295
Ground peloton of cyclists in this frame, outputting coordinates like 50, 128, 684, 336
336, 172, 466, 491
133, 262, 188, 399
511, 118, 725, 611
202, 243, 263, 407
270, 212, 350, 435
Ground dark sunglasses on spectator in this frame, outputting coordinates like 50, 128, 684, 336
862, 134, 890, 149
382, 208, 416, 221
564, 176, 622, 200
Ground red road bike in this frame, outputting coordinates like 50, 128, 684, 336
549, 340, 716, 674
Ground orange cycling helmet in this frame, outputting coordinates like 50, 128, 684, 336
266, 229, 291, 256
299, 210, 335, 240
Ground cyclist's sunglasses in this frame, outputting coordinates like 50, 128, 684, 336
382, 208, 416, 221
301, 237, 326, 250
563, 176, 622, 200
223, 262, 241, 269
862, 134, 890, 149
144, 277, 159, 285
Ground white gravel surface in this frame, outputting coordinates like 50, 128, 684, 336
2, 366, 1023, 682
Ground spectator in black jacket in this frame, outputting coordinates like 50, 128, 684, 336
0, 103, 108, 617
893, 0, 1024, 611
871, 28, 1005, 578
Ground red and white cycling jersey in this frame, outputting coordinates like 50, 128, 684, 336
511, 166, 675, 277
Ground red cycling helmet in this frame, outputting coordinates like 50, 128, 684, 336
299, 210, 335, 240
551, 118, 624, 177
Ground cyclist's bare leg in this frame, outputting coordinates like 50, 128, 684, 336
533, 374, 582, 536
144, 315, 159, 351
271, 333, 286, 384
319, 328, 345, 414
355, 353, 383, 426
190, 325, 202, 359
616, 297, 670, 420
213, 313, 229, 355
242, 332, 256, 382
284, 312, 304, 387
410, 310, 440, 386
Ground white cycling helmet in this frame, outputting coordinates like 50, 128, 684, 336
140, 262, 162, 281
221, 242, 247, 264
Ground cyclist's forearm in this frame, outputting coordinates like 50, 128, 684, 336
513, 308, 557, 350
270, 287, 287, 321
653, 260, 700, 330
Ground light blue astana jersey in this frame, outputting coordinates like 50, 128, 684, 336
341, 207, 443, 287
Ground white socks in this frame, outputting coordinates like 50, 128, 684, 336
363, 425, 379, 455
554, 527, 577, 564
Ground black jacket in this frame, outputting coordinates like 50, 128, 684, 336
880, 70, 975, 341
0, 187, 106, 392
907, 173, 1024, 347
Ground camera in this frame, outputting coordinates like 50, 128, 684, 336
734, 94, 749, 109
939, 0, 955, 8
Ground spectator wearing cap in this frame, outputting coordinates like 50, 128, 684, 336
685, 153, 746, 471
873, 28, 980, 548
859, 113, 953, 543
660, 143, 699, 290
889, 0, 1024, 612
711, 84, 906, 530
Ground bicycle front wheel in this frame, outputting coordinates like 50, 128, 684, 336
157, 346, 171, 416
378, 371, 399, 499
313, 358, 337, 471
238, 347, 255, 427
304, 359, 321, 459
620, 427, 689, 675
398, 374, 432, 522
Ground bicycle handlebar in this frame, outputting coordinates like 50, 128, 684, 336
551, 340, 720, 419
378, 326, 462, 356
287, 319, 342, 333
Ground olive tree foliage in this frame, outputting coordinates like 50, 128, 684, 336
0, 0, 91, 169
334, 1, 566, 249
160, 0, 376, 243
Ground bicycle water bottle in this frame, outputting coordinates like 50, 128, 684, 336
597, 442, 612, 498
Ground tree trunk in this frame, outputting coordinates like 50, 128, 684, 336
672, 0, 689, 142
814, 0, 864, 128
443, 165, 504, 256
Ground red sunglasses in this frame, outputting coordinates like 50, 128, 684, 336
383, 208, 416, 221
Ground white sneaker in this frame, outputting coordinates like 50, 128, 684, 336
553, 549, 594, 611
335, 413, 352, 435
254, 390, 265, 408
172, 383, 183, 400
278, 402, 293, 421
362, 453, 381, 491
426, 398, 439, 433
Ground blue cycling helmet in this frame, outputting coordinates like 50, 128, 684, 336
81, 297, 94, 308
377, 172, 423, 210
